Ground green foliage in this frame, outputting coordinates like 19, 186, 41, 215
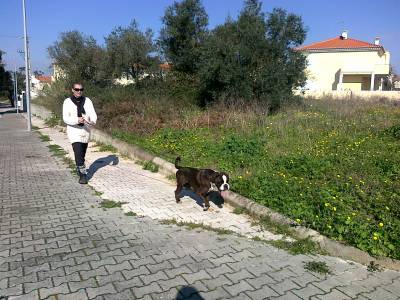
367, 261, 382, 272
95, 142, 117, 153
233, 207, 249, 214
100, 200, 126, 208
304, 261, 332, 274
138, 160, 159, 173
198, 1, 307, 108
39, 133, 51, 142
159, 0, 208, 74
105, 20, 158, 81
44, 114, 61, 127
271, 238, 323, 255
0, 50, 13, 103
48, 31, 106, 83
384, 124, 400, 139
125, 211, 137, 216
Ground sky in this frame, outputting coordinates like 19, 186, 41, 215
1, 0, 399, 75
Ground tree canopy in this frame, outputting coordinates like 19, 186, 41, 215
105, 20, 157, 81
0, 51, 14, 104
197, 1, 307, 108
48, 31, 105, 83
159, 0, 208, 74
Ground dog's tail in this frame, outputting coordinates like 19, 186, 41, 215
175, 156, 182, 169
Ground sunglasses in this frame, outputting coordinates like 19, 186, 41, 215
73, 88, 84, 92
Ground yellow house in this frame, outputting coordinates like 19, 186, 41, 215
297, 31, 390, 92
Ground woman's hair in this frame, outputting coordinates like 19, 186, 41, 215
72, 83, 84, 88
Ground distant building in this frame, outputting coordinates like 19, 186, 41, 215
31, 75, 53, 98
392, 76, 400, 91
52, 64, 66, 81
296, 31, 391, 92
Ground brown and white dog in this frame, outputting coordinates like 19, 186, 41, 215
174, 156, 230, 211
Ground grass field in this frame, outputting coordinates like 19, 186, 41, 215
106, 97, 400, 259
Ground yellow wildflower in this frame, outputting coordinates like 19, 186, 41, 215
373, 236, 378, 240
379, 223, 384, 227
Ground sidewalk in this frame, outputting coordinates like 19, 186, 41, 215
0, 112, 399, 300
32, 113, 285, 242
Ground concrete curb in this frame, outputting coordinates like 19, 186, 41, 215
31, 103, 400, 271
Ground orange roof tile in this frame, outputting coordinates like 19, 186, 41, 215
296, 36, 383, 52
159, 62, 172, 70
36, 75, 52, 83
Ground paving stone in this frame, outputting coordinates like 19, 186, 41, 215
24, 278, 53, 294
225, 269, 254, 283
140, 270, 169, 285
270, 291, 303, 299
58, 289, 88, 300
224, 281, 255, 296
158, 276, 188, 292
361, 287, 400, 300
80, 266, 108, 280
164, 265, 192, 279
39, 283, 70, 299
269, 279, 301, 296
195, 286, 231, 299
52, 273, 81, 286
69, 278, 98, 293
113, 276, 142, 292
132, 282, 162, 298
181, 270, 210, 285
99, 289, 135, 300
314, 289, 352, 300
7, 289, 39, 300
201, 274, 232, 290
246, 274, 276, 289
86, 283, 117, 299
96, 271, 125, 286
122, 265, 150, 279
245, 285, 280, 299
292, 283, 325, 299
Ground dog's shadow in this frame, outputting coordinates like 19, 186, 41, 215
88, 155, 119, 179
179, 188, 224, 208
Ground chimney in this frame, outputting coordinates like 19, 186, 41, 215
341, 30, 348, 39
374, 37, 380, 45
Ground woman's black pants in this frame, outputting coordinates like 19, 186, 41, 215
72, 142, 88, 167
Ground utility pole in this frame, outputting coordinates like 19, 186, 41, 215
22, 0, 32, 131
14, 67, 19, 114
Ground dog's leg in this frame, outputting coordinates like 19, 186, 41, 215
199, 188, 210, 211
175, 183, 183, 203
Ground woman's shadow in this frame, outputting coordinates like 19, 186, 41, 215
87, 155, 119, 180
176, 286, 205, 300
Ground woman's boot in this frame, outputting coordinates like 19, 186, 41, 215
77, 165, 88, 184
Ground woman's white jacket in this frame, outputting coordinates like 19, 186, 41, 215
62, 97, 97, 144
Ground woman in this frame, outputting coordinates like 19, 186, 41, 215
62, 83, 97, 184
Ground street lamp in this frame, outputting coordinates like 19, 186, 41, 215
22, 0, 32, 131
